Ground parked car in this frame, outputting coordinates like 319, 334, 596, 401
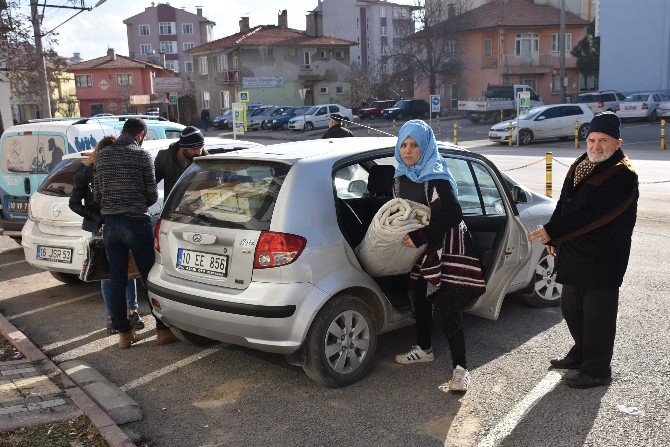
381, 99, 430, 120
20, 138, 263, 283
657, 94, 670, 119
249, 106, 296, 131
488, 103, 593, 145
263, 107, 306, 130
287, 104, 353, 131
148, 137, 559, 387
87, 115, 185, 140
218, 103, 263, 130
213, 109, 232, 129
616, 92, 662, 122
146, 107, 160, 117
576, 90, 625, 114
358, 100, 397, 119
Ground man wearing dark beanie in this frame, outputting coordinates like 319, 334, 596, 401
528, 111, 638, 388
155, 125, 207, 196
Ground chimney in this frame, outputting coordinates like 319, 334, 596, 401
107, 48, 116, 60
196, 6, 202, 16
447, 3, 455, 19
129, 51, 135, 59
305, 11, 321, 37
278, 9, 288, 28
239, 16, 250, 32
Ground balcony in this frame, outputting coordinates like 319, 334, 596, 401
501, 53, 577, 74
482, 56, 498, 69
215, 70, 240, 84
298, 65, 324, 82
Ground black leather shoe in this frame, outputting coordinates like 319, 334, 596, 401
549, 357, 581, 370
564, 373, 612, 389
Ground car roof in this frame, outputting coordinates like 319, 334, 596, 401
3, 120, 116, 134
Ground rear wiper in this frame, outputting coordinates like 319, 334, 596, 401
42, 185, 67, 196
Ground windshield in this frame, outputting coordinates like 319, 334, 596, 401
303, 106, 319, 115
282, 108, 297, 116
624, 94, 649, 102
393, 100, 409, 107
517, 107, 545, 120
163, 159, 291, 230
577, 94, 596, 102
260, 108, 275, 116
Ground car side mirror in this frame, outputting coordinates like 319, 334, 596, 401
536, 116, 546, 121
510, 184, 529, 203
348, 180, 367, 194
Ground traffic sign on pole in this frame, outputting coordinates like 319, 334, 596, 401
430, 95, 441, 113
239, 91, 249, 103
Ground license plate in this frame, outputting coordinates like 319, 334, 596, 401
36, 245, 73, 263
8, 200, 29, 213
624, 106, 636, 110
176, 249, 228, 277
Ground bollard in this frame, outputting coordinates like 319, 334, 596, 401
368, 124, 371, 136
508, 122, 513, 147
453, 122, 458, 145
545, 152, 553, 198
574, 121, 579, 149
501, 109, 504, 123
393, 119, 397, 136
661, 118, 666, 150
437, 115, 441, 135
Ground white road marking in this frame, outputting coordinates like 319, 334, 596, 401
120, 347, 221, 392
52, 326, 155, 363
476, 370, 565, 447
42, 328, 106, 352
7, 292, 100, 320
0, 259, 27, 268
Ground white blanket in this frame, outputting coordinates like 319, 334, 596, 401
354, 198, 431, 277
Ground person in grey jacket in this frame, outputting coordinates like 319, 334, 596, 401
154, 126, 205, 196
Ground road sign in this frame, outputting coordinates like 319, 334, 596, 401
430, 95, 441, 113
239, 91, 249, 103
519, 91, 531, 109
168, 92, 178, 105
232, 102, 246, 138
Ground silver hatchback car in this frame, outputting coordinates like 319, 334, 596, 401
147, 137, 558, 387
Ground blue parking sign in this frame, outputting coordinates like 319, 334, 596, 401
430, 95, 440, 113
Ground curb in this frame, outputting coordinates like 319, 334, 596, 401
0, 312, 136, 447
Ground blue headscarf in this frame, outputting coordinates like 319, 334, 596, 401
394, 119, 458, 194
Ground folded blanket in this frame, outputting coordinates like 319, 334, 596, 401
354, 198, 431, 277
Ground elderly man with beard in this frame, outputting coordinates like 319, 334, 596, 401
528, 111, 638, 388
155, 126, 206, 196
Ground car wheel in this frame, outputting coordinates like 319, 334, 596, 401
577, 123, 589, 140
170, 326, 219, 347
522, 249, 562, 307
282, 123, 289, 130
50, 271, 82, 284
260, 121, 268, 130
649, 110, 658, 122
397, 112, 404, 120
305, 122, 314, 131
469, 117, 480, 124
303, 294, 377, 387
519, 130, 533, 145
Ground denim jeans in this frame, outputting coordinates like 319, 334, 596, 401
100, 278, 137, 316
102, 215, 167, 333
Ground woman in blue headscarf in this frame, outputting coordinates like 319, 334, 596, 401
392, 120, 485, 393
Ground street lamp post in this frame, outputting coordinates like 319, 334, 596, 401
30, 0, 52, 118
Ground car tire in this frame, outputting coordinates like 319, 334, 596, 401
170, 326, 219, 347
649, 110, 658, 122
50, 271, 82, 284
260, 121, 268, 130
522, 249, 562, 308
397, 112, 404, 120
305, 122, 314, 131
519, 130, 533, 145
282, 123, 289, 130
469, 117, 480, 124
302, 294, 377, 387
578, 123, 589, 140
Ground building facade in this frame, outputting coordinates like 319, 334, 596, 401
124, 3, 214, 84
313, 0, 416, 71
187, 11, 357, 114
67, 48, 175, 116
413, 0, 588, 109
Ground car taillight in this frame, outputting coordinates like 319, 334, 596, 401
615, 104, 620, 111
153, 218, 162, 253
642, 103, 649, 109
253, 231, 306, 269
598, 101, 604, 108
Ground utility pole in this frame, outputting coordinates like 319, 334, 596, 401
30, 0, 52, 118
559, 0, 566, 103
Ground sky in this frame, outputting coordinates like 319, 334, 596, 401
28, 0, 416, 61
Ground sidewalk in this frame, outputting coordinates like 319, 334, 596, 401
0, 313, 134, 446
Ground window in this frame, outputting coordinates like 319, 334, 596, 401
140, 44, 152, 55
165, 60, 179, 73
334, 50, 344, 59
160, 41, 177, 54
515, 33, 539, 57
182, 23, 193, 35
218, 55, 228, 72
159, 22, 175, 35
561, 105, 584, 117
471, 162, 505, 216
183, 42, 195, 51
116, 74, 133, 86
336, 86, 344, 94
139, 25, 150, 36
184, 60, 194, 73
220, 91, 230, 108
320, 51, 327, 58
551, 33, 573, 52
199, 56, 208, 75
484, 39, 492, 57
380, 26, 387, 36
445, 40, 457, 58
502, 75, 512, 85
520, 74, 537, 91
202, 91, 210, 109
320, 87, 329, 94
75, 75, 92, 87
552, 74, 561, 94
380, 8, 386, 18
302, 51, 311, 69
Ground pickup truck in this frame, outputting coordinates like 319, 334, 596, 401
458, 84, 543, 123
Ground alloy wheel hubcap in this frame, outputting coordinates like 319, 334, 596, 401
324, 310, 370, 375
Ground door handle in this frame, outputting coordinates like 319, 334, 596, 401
24, 178, 31, 195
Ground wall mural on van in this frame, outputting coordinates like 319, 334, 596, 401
74, 136, 97, 152
2, 135, 67, 175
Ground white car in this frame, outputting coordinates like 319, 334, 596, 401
287, 104, 353, 131
488, 104, 593, 145
20, 138, 263, 283
616, 92, 662, 122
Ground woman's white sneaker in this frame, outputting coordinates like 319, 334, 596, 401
395, 345, 434, 364
438, 365, 470, 393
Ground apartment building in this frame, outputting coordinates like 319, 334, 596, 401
123, 3, 215, 82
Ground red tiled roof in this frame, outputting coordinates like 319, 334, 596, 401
67, 54, 166, 70
429, 0, 589, 34
188, 25, 357, 54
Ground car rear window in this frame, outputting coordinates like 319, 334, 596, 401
577, 93, 596, 102
37, 158, 85, 197
163, 159, 291, 230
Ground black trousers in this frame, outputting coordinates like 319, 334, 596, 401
561, 284, 619, 378
414, 279, 478, 369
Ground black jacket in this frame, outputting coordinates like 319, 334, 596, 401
69, 164, 103, 233
154, 141, 208, 196
544, 149, 638, 288
322, 125, 353, 139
